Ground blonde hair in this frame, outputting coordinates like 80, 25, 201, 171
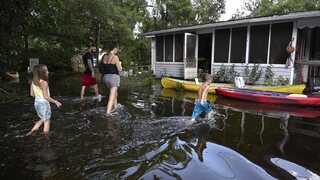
205, 73, 213, 82
32, 64, 49, 86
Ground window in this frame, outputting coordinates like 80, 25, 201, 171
249, 25, 269, 63
175, 34, 184, 62
269, 22, 293, 64
165, 35, 173, 62
156, 36, 163, 62
214, 29, 230, 63
231, 27, 247, 63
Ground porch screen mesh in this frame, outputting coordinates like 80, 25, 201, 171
231, 27, 247, 63
214, 29, 230, 63
165, 35, 173, 62
198, 33, 212, 60
269, 22, 293, 64
156, 36, 163, 62
310, 27, 320, 60
186, 35, 196, 61
175, 34, 184, 62
249, 25, 269, 63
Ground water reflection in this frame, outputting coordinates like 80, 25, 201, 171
192, 123, 209, 162
215, 96, 320, 119
1, 76, 320, 179
270, 157, 320, 179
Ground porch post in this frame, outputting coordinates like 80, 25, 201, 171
228, 28, 232, 63
211, 30, 215, 74
267, 24, 272, 64
196, 34, 199, 72
290, 21, 298, 85
151, 37, 156, 73
173, 34, 176, 62
245, 26, 250, 64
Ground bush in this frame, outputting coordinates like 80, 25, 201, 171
213, 64, 239, 83
144, 76, 156, 85
277, 75, 289, 86
245, 64, 262, 85
264, 65, 275, 86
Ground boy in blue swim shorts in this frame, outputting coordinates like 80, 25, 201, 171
191, 74, 214, 123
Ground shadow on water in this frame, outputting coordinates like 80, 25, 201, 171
0, 74, 320, 179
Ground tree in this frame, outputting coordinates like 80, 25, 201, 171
0, 0, 225, 71
232, 0, 320, 19
194, 0, 225, 23
141, 0, 225, 31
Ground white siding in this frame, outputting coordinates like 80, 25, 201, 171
211, 64, 292, 85
154, 63, 184, 78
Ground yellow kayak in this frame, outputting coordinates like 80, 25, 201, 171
161, 88, 218, 102
161, 77, 305, 94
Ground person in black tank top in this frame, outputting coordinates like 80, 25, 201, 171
102, 41, 122, 114
102, 56, 119, 75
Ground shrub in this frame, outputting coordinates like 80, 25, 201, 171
248, 64, 262, 85
264, 65, 275, 86
144, 76, 156, 85
215, 64, 227, 83
277, 75, 289, 86
176, 82, 184, 92
228, 64, 240, 83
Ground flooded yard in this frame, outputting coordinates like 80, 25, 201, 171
0, 73, 319, 179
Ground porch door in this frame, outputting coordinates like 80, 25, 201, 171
184, 33, 197, 79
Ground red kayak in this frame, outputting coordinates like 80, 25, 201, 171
216, 97, 320, 118
215, 88, 320, 107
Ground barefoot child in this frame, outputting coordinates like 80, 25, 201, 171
190, 74, 214, 123
26, 64, 62, 136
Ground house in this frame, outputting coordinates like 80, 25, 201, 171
143, 11, 320, 85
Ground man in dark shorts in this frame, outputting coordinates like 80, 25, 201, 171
80, 43, 101, 99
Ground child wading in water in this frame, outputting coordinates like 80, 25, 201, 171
191, 74, 214, 123
26, 64, 62, 136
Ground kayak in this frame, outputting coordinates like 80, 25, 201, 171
161, 77, 305, 94
3, 71, 19, 80
215, 88, 320, 107
216, 97, 320, 118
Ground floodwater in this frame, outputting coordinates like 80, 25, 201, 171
0, 73, 319, 179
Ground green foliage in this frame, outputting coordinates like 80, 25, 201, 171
277, 75, 289, 86
213, 64, 240, 83
244, 64, 262, 85
0, 0, 149, 72
144, 76, 156, 85
176, 82, 184, 92
214, 64, 227, 82
141, 0, 225, 31
233, 0, 320, 20
264, 65, 275, 86
193, 0, 225, 23
227, 64, 240, 83
161, 68, 169, 77
249, 64, 262, 85
244, 64, 250, 78
1, 0, 225, 72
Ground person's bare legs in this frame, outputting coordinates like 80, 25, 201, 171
43, 120, 50, 134
107, 87, 118, 114
93, 84, 99, 96
113, 91, 118, 109
80, 86, 86, 99
26, 120, 43, 136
